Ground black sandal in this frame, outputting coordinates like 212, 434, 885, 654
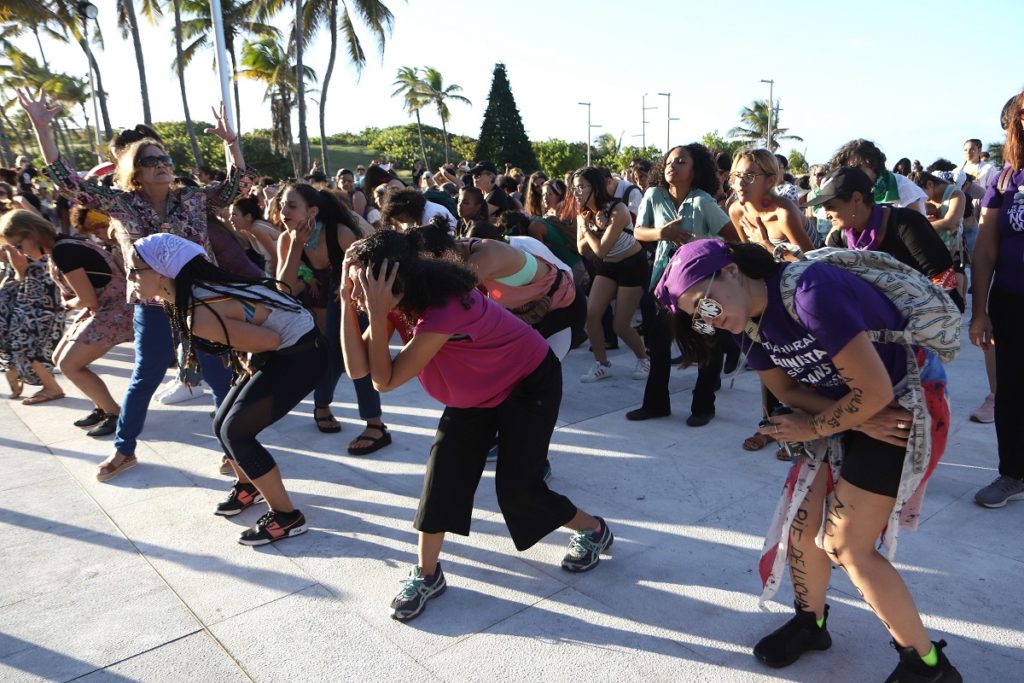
347, 423, 392, 456
314, 410, 342, 433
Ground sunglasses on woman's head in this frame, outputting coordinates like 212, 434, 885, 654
137, 154, 173, 168
691, 271, 723, 335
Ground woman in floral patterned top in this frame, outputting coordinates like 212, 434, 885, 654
17, 87, 257, 482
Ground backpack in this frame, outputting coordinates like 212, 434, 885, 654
745, 248, 961, 364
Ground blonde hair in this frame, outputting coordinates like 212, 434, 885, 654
731, 148, 781, 183
114, 138, 168, 191
0, 209, 58, 250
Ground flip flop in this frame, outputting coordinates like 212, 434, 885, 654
21, 391, 65, 405
347, 424, 392, 456
742, 432, 776, 451
6, 372, 22, 399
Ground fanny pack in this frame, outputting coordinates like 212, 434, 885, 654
510, 268, 565, 326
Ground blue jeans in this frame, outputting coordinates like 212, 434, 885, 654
114, 305, 232, 457
314, 298, 381, 419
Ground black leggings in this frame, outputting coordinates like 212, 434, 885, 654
991, 287, 1024, 480
214, 330, 327, 479
414, 350, 578, 550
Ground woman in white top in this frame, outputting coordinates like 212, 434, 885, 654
573, 166, 649, 383
133, 232, 325, 547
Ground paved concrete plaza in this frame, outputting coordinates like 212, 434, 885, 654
1, 315, 1021, 682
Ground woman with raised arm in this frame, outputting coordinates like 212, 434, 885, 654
340, 230, 614, 623
17, 87, 258, 482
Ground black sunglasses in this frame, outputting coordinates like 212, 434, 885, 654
137, 155, 174, 168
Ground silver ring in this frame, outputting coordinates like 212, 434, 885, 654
897, 421, 908, 430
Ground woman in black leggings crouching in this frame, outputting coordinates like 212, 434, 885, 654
133, 233, 326, 546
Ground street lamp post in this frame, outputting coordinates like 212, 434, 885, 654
77, 2, 103, 163
760, 79, 774, 150
657, 92, 678, 152
640, 93, 657, 149
578, 102, 601, 167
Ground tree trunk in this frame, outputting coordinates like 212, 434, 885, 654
295, 0, 310, 174
0, 116, 14, 167
33, 27, 48, 68
228, 45, 242, 132
440, 117, 450, 165
122, 0, 152, 125
79, 39, 113, 139
58, 119, 77, 160
172, 0, 204, 167
414, 111, 428, 169
52, 120, 72, 160
318, 1, 338, 176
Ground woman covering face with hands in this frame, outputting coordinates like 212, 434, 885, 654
339, 229, 614, 624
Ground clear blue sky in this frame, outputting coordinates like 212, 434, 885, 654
15, 0, 1021, 166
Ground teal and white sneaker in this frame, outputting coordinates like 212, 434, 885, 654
390, 562, 447, 622
561, 516, 613, 572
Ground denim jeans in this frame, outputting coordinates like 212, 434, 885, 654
313, 297, 381, 419
114, 305, 232, 457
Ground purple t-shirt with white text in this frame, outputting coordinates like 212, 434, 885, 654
742, 263, 907, 400
982, 167, 1024, 295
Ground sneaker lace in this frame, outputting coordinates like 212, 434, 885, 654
255, 510, 276, 528
395, 572, 431, 601
566, 529, 601, 560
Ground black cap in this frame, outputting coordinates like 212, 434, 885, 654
806, 167, 873, 206
470, 161, 497, 176
305, 171, 328, 183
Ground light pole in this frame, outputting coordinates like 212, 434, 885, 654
578, 102, 601, 167
78, 2, 103, 163
658, 92, 678, 153
760, 79, 774, 150
640, 93, 657, 149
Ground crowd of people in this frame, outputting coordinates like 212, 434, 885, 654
3, 83, 1022, 683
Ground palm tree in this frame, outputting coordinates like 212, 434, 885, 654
116, 0, 160, 126
392, 66, 429, 169
419, 67, 470, 164
171, 0, 204, 166
177, 0, 279, 133
727, 99, 802, 152
237, 35, 317, 177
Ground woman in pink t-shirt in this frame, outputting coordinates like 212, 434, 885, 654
340, 229, 614, 623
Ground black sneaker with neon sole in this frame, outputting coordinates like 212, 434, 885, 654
390, 562, 447, 622
237, 509, 306, 546
884, 639, 962, 683
561, 516, 613, 572
214, 482, 265, 517
754, 603, 832, 668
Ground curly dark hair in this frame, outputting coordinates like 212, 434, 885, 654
830, 139, 887, 178
650, 143, 720, 197
670, 242, 780, 367
380, 187, 426, 225
348, 226, 478, 321
283, 182, 361, 282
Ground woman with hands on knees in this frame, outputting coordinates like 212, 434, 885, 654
340, 230, 614, 623
132, 233, 325, 546
17, 87, 257, 482
656, 239, 961, 683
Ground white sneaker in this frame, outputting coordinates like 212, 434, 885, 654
158, 380, 207, 405
580, 361, 613, 383
631, 358, 650, 380
970, 393, 995, 423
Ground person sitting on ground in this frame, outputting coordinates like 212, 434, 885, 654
340, 229, 614, 623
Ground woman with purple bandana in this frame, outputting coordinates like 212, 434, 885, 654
655, 240, 960, 682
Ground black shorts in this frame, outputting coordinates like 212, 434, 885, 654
839, 430, 907, 498
595, 249, 648, 288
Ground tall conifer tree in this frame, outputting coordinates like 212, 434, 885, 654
475, 63, 538, 171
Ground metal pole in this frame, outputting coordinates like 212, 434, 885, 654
641, 93, 657, 150
81, 13, 102, 163
760, 79, 774, 150
658, 93, 677, 152
578, 101, 591, 166
209, 0, 236, 140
